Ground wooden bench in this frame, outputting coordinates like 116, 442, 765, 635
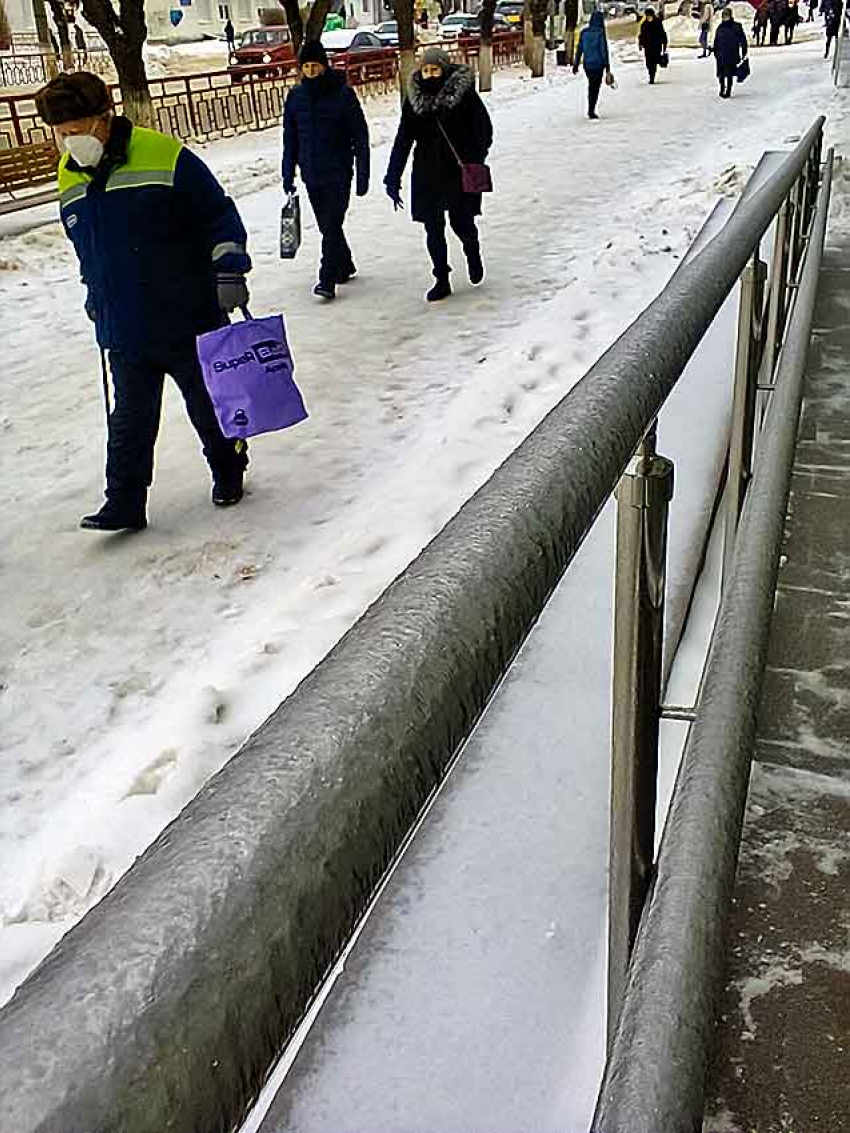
0, 141, 60, 216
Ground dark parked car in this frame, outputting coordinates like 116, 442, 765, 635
321, 28, 398, 65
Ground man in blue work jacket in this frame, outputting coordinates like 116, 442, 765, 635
35, 72, 252, 532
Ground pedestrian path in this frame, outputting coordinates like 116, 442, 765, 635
704, 180, 850, 1132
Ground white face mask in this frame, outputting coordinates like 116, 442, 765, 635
64, 133, 105, 169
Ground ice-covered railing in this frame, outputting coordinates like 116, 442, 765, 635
0, 118, 829, 1133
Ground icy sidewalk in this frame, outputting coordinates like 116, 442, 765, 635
0, 40, 842, 1007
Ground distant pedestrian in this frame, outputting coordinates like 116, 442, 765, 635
639, 8, 668, 83
574, 10, 612, 119
699, 1, 714, 55
785, 0, 801, 40
282, 40, 370, 300
807, 0, 818, 22
714, 6, 748, 96
74, 23, 88, 62
767, 0, 787, 44
754, 0, 769, 44
224, 17, 235, 50
385, 48, 493, 302
824, 0, 841, 55
34, 71, 253, 531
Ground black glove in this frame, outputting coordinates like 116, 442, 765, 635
283, 179, 295, 195
356, 179, 369, 198
84, 291, 96, 322
385, 183, 403, 211
217, 274, 250, 314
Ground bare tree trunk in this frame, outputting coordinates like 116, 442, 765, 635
33, 0, 59, 77
81, 0, 153, 126
478, 0, 496, 90
280, 0, 305, 55
304, 0, 333, 42
529, 0, 547, 75
0, 0, 13, 51
523, 0, 533, 65
396, 0, 416, 103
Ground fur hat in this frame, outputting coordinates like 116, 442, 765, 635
35, 71, 113, 126
420, 46, 452, 70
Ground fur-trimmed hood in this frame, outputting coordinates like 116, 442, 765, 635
408, 64, 475, 115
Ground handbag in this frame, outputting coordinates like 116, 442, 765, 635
197, 310, 308, 440
279, 192, 301, 260
437, 119, 493, 194
736, 56, 751, 82
659, 50, 670, 67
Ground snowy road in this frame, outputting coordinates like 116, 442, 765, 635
0, 38, 844, 1005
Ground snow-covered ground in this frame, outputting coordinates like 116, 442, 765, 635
0, 39, 846, 1009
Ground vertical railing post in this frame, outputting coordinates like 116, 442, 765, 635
608, 424, 674, 1048
724, 253, 768, 583
764, 200, 789, 376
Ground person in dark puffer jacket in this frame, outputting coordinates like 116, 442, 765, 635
35, 71, 252, 533
384, 48, 493, 302
714, 6, 748, 98
282, 40, 370, 300
574, 10, 612, 120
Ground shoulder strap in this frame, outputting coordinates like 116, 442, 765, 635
436, 118, 463, 169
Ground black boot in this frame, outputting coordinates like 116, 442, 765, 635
313, 282, 336, 301
427, 276, 452, 302
212, 468, 245, 507
467, 246, 485, 286
80, 497, 147, 532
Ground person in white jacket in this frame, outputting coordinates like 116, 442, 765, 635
699, 1, 714, 56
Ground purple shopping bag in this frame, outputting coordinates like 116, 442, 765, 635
197, 313, 307, 440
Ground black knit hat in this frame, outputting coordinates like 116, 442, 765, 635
35, 71, 113, 126
299, 39, 330, 68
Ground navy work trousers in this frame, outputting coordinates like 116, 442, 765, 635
105, 346, 247, 505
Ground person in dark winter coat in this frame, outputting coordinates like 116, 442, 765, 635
785, 0, 801, 41
384, 48, 493, 303
224, 18, 236, 49
35, 71, 252, 532
574, 10, 612, 119
824, 0, 841, 55
638, 8, 668, 84
767, 0, 787, 44
753, 0, 769, 45
714, 7, 748, 97
282, 39, 370, 299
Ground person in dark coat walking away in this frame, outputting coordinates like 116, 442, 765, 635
753, 0, 769, 45
574, 10, 612, 119
35, 72, 252, 532
385, 48, 493, 303
638, 8, 668, 83
714, 6, 748, 97
785, 0, 801, 41
824, 0, 841, 55
767, 0, 787, 44
807, 0, 819, 23
282, 39, 370, 299
224, 18, 236, 50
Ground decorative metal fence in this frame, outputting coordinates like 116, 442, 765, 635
0, 48, 112, 89
1, 32, 524, 154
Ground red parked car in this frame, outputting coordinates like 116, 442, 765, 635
228, 27, 296, 82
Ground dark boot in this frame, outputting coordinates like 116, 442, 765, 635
427, 276, 452, 302
466, 246, 485, 286
313, 282, 336, 300
212, 468, 245, 507
80, 497, 147, 532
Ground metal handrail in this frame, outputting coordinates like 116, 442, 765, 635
593, 146, 834, 1133
0, 119, 828, 1133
